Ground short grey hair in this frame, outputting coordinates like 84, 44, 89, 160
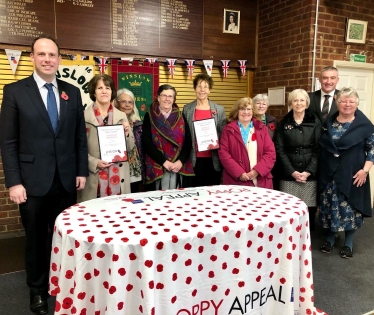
336, 87, 359, 105
287, 89, 310, 108
252, 94, 269, 106
116, 88, 141, 122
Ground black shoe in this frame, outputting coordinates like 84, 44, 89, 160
340, 246, 353, 259
320, 241, 335, 253
30, 294, 48, 315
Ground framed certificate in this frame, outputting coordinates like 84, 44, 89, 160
193, 118, 219, 152
97, 125, 127, 162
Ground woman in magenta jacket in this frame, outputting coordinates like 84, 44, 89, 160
218, 97, 276, 188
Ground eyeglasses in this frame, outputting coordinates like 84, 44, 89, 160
239, 107, 253, 112
338, 101, 356, 105
118, 100, 134, 105
159, 94, 174, 99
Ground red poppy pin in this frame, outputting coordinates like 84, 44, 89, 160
251, 133, 256, 141
211, 110, 217, 115
268, 123, 275, 131
61, 91, 69, 100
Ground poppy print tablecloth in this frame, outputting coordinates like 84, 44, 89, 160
49, 185, 326, 315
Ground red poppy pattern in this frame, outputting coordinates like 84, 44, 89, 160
49, 185, 325, 315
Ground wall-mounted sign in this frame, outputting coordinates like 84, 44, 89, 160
350, 54, 366, 63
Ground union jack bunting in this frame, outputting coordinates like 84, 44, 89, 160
166, 59, 177, 78
94, 57, 108, 74
145, 58, 158, 64
203, 60, 213, 76
238, 60, 247, 76
185, 60, 195, 79
220, 60, 230, 79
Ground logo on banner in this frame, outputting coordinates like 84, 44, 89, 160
95, 57, 108, 74
56, 65, 94, 109
238, 60, 247, 77
166, 59, 177, 78
5, 49, 21, 75
203, 60, 214, 76
220, 60, 230, 79
185, 59, 195, 79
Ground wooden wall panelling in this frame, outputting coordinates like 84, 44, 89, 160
203, 0, 258, 66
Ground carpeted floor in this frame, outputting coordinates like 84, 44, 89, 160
1, 219, 374, 315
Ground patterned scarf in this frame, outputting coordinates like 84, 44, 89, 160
93, 103, 121, 197
145, 102, 194, 184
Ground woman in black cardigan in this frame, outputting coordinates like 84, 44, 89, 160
275, 89, 321, 231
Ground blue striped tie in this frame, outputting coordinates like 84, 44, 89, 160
45, 83, 58, 133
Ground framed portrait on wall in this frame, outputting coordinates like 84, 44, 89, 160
345, 18, 368, 44
223, 9, 240, 34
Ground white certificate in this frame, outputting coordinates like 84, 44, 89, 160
193, 118, 219, 152
97, 125, 127, 162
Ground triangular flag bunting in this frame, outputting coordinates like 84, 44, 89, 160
166, 59, 177, 78
5, 49, 21, 75
94, 57, 108, 74
185, 60, 195, 79
145, 58, 158, 64
203, 60, 213, 76
220, 60, 230, 79
238, 60, 247, 76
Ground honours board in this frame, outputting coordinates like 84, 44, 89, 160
0, 0, 202, 58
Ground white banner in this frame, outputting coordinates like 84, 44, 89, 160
56, 65, 94, 109
203, 60, 213, 76
5, 49, 22, 75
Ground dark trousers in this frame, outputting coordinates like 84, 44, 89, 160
19, 170, 77, 295
191, 157, 222, 187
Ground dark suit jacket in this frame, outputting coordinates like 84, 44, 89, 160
308, 89, 339, 124
0, 75, 88, 196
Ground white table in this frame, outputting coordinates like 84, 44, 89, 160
49, 185, 326, 315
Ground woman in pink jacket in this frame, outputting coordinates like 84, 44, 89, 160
218, 97, 276, 188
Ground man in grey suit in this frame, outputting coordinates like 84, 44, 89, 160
0, 34, 88, 314
308, 66, 340, 125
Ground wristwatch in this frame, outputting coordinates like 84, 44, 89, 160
363, 169, 369, 174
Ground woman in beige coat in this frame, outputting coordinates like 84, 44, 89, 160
77, 74, 135, 202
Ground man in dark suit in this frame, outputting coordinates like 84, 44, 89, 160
308, 66, 339, 125
0, 34, 88, 314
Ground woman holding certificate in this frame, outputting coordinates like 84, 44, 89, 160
77, 74, 135, 202
218, 97, 275, 188
142, 84, 194, 190
183, 74, 226, 187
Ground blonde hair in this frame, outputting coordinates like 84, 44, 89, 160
288, 89, 310, 109
228, 97, 258, 122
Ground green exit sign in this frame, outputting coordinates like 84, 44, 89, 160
350, 54, 366, 62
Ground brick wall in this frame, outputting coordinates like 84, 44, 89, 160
255, 0, 374, 120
